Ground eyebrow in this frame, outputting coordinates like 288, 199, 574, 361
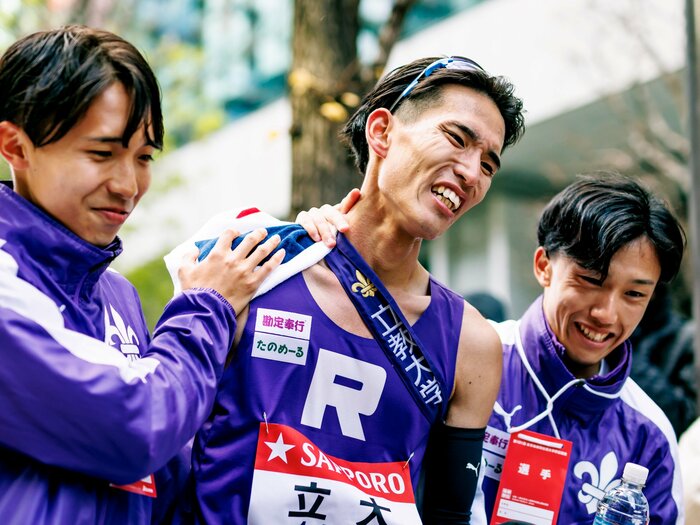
448, 121, 502, 169
85, 136, 123, 144
579, 272, 657, 287
85, 136, 155, 148
630, 278, 657, 286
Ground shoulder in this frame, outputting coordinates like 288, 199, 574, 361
458, 301, 502, 358
103, 267, 141, 301
620, 379, 684, 523
105, 266, 135, 286
428, 276, 467, 309
489, 319, 519, 346
446, 300, 502, 426
454, 301, 502, 390
620, 377, 678, 444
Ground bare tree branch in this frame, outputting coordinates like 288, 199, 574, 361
333, 0, 418, 95
371, 0, 418, 78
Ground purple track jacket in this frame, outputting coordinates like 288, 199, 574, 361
0, 183, 236, 524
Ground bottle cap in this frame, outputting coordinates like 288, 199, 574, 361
622, 462, 649, 485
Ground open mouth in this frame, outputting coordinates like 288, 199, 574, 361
432, 185, 461, 212
575, 322, 612, 343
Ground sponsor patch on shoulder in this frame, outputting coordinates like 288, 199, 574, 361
252, 308, 312, 365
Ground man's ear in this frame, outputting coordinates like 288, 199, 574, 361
365, 108, 392, 159
534, 246, 553, 287
0, 121, 31, 171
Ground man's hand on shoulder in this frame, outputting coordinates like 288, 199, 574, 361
178, 228, 285, 316
295, 188, 360, 248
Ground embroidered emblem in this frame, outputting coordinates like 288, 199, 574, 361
104, 305, 140, 362
573, 451, 621, 514
351, 270, 377, 297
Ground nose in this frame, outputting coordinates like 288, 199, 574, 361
108, 160, 140, 200
590, 293, 618, 326
453, 149, 482, 186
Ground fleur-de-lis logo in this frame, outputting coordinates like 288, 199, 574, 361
104, 305, 140, 362
574, 451, 621, 514
351, 270, 377, 297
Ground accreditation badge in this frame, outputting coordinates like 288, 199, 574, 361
248, 423, 421, 524
110, 474, 157, 498
490, 430, 572, 525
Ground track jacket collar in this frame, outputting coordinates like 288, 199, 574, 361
519, 295, 631, 416
0, 182, 121, 296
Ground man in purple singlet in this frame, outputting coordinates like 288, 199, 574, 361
181, 56, 525, 524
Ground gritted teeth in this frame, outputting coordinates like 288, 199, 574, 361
576, 322, 610, 343
431, 185, 461, 211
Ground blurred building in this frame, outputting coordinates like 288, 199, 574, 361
134, 0, 482, 118
117, 0, 685, 318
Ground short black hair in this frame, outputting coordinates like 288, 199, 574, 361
537, 173, 685, 283
0, 25, 163, 149
340, 56, 525, 174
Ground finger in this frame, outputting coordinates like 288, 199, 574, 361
230, 228, 268, 259
209, 228, 239, 256
177, 243, 201, 281
336, 188, 361, 214
296, 210, 322, 242
180, 243, 200, 266
319, 203, 349, 234
245, 233, 282, 267
254, 247, 286, 280
306, 206, 336, 248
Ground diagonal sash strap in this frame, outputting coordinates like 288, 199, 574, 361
325, 234, 446, 424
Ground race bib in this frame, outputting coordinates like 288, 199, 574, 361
248, 423, 421, 524
490, 430, 572, 525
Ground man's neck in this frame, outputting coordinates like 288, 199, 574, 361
344, 201, 426, 292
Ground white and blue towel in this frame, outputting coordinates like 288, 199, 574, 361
163, 207, 331, 298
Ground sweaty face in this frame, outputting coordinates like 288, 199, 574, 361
535, 237, 661, 379
15, 83, 155, 247
379, 84, 505, 240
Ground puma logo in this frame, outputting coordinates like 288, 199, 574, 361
466, 462, 480, 476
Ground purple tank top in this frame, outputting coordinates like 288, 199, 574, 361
189, 270, 464, 524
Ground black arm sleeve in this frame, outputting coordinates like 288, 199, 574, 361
421, 423, 486, 525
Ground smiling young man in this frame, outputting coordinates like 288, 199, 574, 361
0, 26, 283, 524
175, 56, 525, 523
476, 174, 685, 525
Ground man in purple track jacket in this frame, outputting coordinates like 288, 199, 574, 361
0, 25, 283, 524
314, 174, 687, 524
474, 174, 686, 525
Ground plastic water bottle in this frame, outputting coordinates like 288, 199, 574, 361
592, 462, 650, 525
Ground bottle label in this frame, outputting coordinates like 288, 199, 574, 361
490, 430, 572, 525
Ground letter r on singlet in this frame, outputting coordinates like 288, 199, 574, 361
301, 349, 386, 441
